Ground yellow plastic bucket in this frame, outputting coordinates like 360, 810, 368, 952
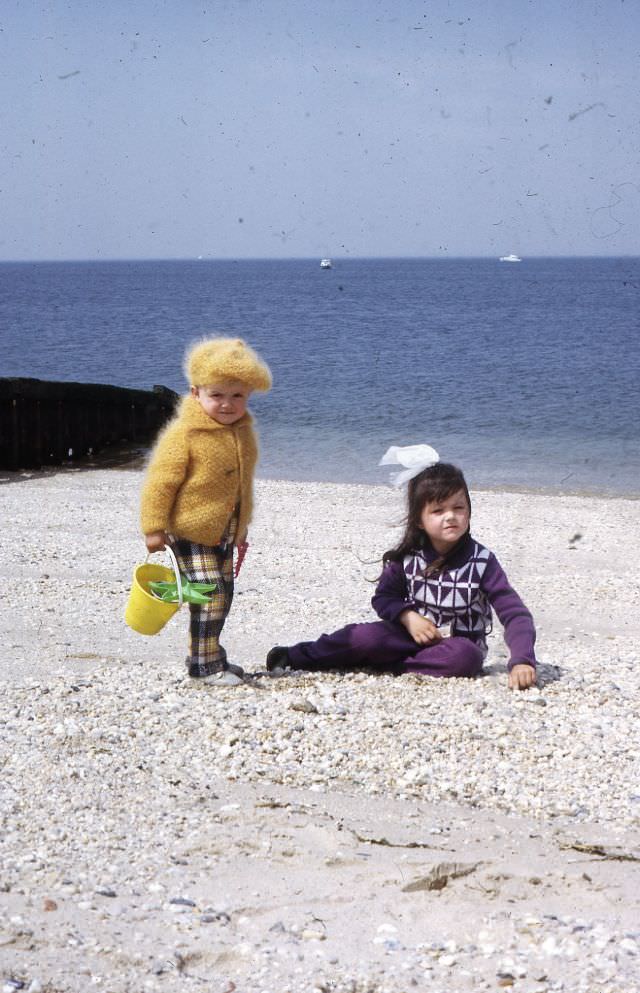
125, 546, 183, 636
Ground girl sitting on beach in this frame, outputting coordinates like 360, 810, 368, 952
266, 452, 537, 690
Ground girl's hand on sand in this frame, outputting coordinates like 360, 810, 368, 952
508, 663, 536, 690
399, 610, 443, 646
145, 531, 167, 553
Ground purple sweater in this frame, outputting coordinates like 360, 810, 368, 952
371, 534, 537, 670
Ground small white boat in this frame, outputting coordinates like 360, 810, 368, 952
499, 253, 522, 262
320, 258, 332, 269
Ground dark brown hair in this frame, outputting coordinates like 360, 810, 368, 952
382, 462, 471, 575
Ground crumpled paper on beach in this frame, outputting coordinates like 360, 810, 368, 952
379, 444, 440, 487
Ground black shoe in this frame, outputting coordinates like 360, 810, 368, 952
266, 646, 291, 672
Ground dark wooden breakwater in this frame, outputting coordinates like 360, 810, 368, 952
0, 378, 178, 470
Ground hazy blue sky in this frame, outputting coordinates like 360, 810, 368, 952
2, 0, 638, 260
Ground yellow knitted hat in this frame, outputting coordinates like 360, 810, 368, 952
185, 337, 272, 392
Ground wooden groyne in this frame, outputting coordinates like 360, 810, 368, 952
0, 378, 178, 470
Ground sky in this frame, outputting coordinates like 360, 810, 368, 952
1, 0, 639, 260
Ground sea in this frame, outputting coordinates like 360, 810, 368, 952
1, 257, 639, 497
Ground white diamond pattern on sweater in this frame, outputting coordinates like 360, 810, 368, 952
404, 543, 493, 639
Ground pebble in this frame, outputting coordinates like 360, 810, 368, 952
289, 698, 319, 714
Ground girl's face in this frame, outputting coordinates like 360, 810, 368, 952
419, 488, 470, 554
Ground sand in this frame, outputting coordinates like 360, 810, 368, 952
0, 468, 638, 992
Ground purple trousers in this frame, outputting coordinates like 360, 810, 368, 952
288, 621, 484, 678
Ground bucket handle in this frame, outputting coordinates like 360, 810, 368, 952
146, 544, 184, 607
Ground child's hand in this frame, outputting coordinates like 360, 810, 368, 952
508, 663, 536, 690
399, 610, 443, 646
145, 531, 167, 553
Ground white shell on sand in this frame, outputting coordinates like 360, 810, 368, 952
0, 471, 638, 992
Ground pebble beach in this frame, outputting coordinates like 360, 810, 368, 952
1, 468, 639, 993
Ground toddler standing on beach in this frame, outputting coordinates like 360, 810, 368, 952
267, 453, 537, 690
140, 337, 271, 685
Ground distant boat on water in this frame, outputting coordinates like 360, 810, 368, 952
499, 253, 522, 263
320, 258, 333, 269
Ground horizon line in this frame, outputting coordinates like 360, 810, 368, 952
1, 253, 639, 264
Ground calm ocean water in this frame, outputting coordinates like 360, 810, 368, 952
1, 257, 639, 496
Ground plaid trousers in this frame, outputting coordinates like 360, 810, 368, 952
170, 516, 237, 678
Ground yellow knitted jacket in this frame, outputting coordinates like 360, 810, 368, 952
140, 395, 259, 546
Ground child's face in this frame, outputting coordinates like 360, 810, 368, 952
191, 380, 251, 425
420, 488, 470, 554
